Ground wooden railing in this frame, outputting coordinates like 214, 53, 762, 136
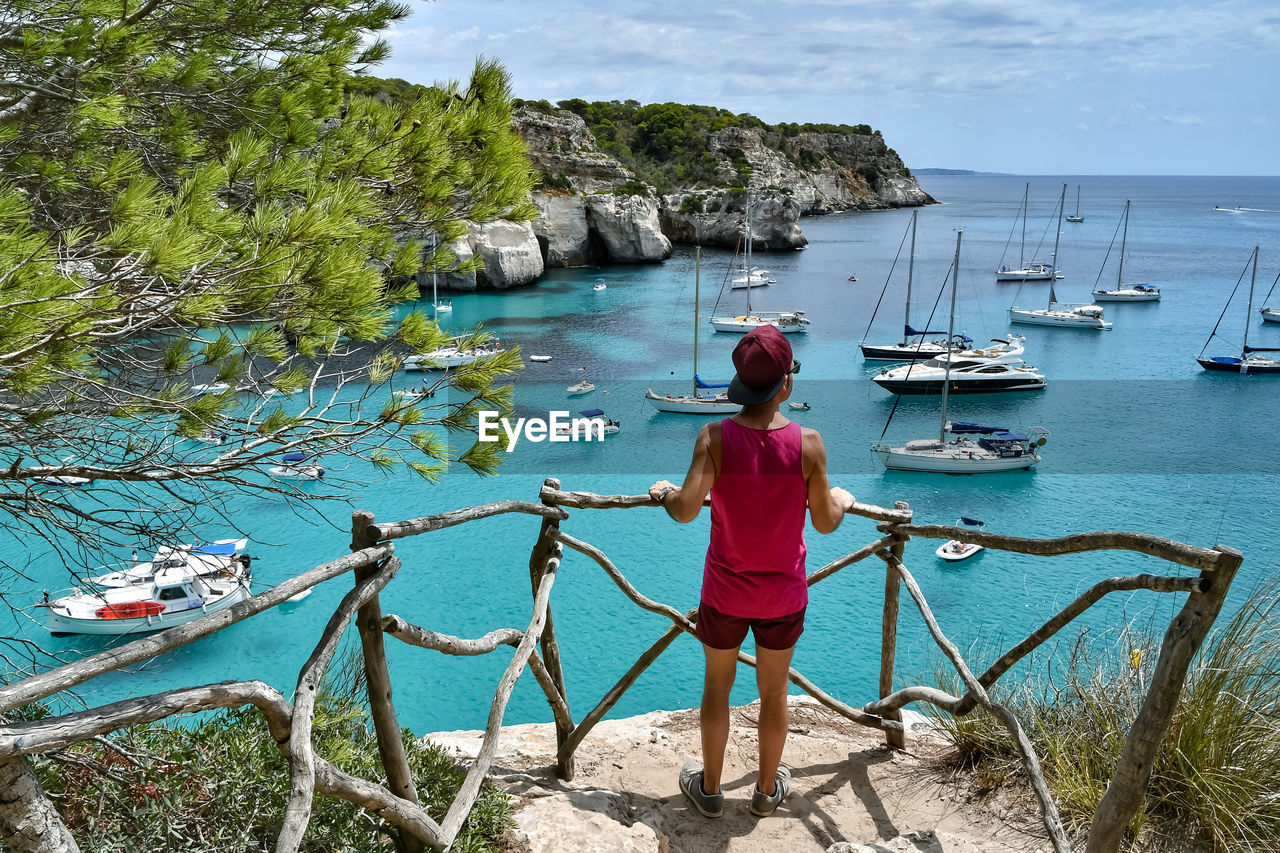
0, 479, 1242, 853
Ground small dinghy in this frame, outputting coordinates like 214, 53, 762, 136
567, 380, 595, 396
936, 517, 986, 562
529, 355, 552, 363
788, 402, 812, 412
269, 452, 324, 480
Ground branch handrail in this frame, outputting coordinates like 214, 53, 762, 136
883, 522, 1223, 571
0, 486, 1243, 853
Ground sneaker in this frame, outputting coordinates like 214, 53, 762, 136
749, 766, 792, 817
678, 761, 724, 818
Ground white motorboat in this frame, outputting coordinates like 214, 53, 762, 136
593, 280, 607, 292
529, 354, 552, 362
1091, 201, 1160, 302
31, 455, 93, 487
404, 339, 503, 370
88, 539, 251, 589
988, 183, 1059, 281
552, 409, 620, 437
567, 380, 595, 396
268, 452, 325, 480
871, 355, 1046, 395
862, 211, 970, 360
192, 382, 231, 395
1197, 247, 1280, 374
42, 563, 253, 636
788, 402, 811, 412
872, 231, 1049, 474
647, 247, 742, 415
710, 196, 805, 334
193, 428, 225, 444
393, 387, 433, 400
1010, 184, 1112, 330
937, 519, 988, 561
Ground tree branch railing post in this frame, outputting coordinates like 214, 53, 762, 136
529, 477, 574, 781
879, 501, 910, 750
1085, 544, 1245, 853
350, 510, 422, 853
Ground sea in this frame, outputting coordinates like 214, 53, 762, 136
4, 174, 1279, 735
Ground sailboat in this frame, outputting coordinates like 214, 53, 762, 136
709, 196, 808, 334
428, 236, 452, 316
1091, 201, 1160, 302
995, 183, 1057, 282
1009, 185, 1112, 330
1065, 185, 1084, 223
1259, 269, 1280, 323
1196, 246, 1280, 374
872, 230, 1049, 473
646, 247, 742, 414
860, 211, 969, 361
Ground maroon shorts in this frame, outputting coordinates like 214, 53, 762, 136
695, 601, 806, 651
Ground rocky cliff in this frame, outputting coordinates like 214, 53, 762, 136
513, 106, 935, 267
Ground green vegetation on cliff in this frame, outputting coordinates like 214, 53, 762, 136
515, 97, 889, 194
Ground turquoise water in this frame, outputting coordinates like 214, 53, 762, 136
4, 175, 1279, 734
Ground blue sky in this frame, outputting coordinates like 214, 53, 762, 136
379, 0, 1279, 175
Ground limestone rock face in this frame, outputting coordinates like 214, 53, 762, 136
660, 190, 807, 251
470, 220, 544, 289
436, 221, 544, 291
513, 105, 935, 264
826, 829, 990, 853
584, 194, 672, 263
531, 192, 592, 268
513, 790, 670, 853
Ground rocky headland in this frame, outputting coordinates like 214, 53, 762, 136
425, 101, 935, 291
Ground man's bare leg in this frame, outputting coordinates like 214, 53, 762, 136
754, 644, 795, 795
700, 645, 739, 794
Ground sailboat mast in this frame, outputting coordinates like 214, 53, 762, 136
903, 210, 917, 346
744, 195, 752, 315
1048, 184, 1065, 307
940, 230, 962, 443
1243, 245, 1258, 357
693, 246, 701, 397
431, 234, 439, 322
1075, 185, 1081, 217
1020, 182, 1028, 269
1116, 200, 1129, 289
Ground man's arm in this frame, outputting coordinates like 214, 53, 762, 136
802, 428, 854, 534
648, 424, 718, 523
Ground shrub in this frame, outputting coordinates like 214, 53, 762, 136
32, 674, 514, 852
926, 581, 1280, 850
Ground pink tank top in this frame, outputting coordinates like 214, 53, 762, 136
703, 418, 808, 618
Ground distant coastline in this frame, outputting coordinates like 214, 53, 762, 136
914, 167, 1012, 176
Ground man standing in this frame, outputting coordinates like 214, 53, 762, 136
649, 324, 854, 819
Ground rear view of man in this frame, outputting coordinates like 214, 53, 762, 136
649, 324, 854, 819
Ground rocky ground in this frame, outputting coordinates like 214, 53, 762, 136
426, 697, 1053, 853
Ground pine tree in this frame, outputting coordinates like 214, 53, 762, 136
0, 0, 536, 560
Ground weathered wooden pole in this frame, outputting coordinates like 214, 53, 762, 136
351, 510, 421, 853
879, 501, 910, 749
529, 478, 574, 780
0, 756, 80, 853
1086, 545, 1244, 853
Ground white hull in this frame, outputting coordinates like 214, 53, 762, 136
996, 266, 1054, 282
1092, 289, 1160, 302
645, 389, 739, 414
709, 313, 809, 334
529, 355, 552, 362
1261, 308, 1280, 324
90, 539, 249, 588
937, 541, 985, 560
46, 583, 251, 636
1009, 307, 1111, 329
730, 280, 770, 289
872, 444, 1040, 472
268, 464, 324, 480
404, 346, 501, 370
